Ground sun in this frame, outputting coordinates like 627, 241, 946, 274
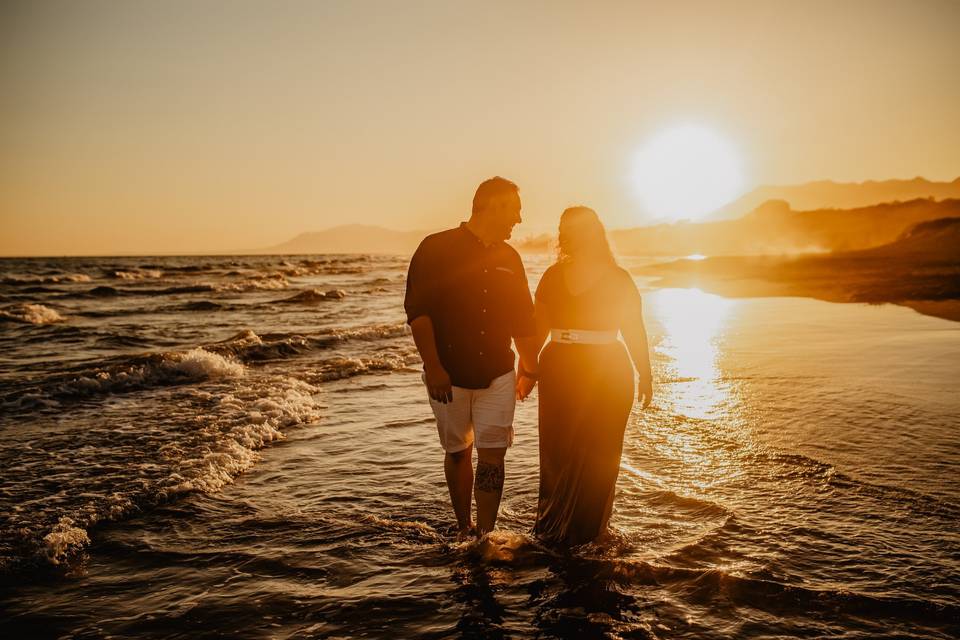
632, 124, 745, 222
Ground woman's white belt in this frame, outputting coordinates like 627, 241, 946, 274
550, 328, 619, 344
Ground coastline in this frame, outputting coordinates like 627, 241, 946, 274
636, 254, 960, 322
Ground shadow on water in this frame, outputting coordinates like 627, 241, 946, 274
422, 526, 960, 640
527, 561, 658, 640
3, 506, 959, 639
435, 532, 678, 640
447, 563, 509, 638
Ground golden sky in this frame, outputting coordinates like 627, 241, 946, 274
2, 0, 959, 255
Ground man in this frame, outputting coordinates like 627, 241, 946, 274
404, 177, 540, 540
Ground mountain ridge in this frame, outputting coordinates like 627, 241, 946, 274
261, 225, 431, 255
591, 198, 959, 256
252, 177, 960, 255
708, 176, 960, 220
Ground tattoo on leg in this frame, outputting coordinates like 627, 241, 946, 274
475, 461, 504, 492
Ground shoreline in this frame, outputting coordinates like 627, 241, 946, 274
636, 255, 960, 323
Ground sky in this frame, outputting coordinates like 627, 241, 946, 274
2, 0, 959, 255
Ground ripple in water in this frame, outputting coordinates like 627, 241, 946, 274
0, 256, 958, 639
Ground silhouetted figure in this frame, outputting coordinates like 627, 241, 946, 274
519, 207, 653, 546
405, 177, 541, 539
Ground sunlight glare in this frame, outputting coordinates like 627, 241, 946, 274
648, 288, 735, 420
633, 124, 744, 221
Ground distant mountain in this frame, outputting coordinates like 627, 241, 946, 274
264, 188, 960, 257
708, 177, 960, 220
262, 224, 430, 255
608, 198, 960, 256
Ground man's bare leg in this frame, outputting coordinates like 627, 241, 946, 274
444, 444, 474, 536
475, 447, 506, 536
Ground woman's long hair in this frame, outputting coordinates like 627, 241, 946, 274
556, 206, 617, 265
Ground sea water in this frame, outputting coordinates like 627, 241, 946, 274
1, 254, 957, 638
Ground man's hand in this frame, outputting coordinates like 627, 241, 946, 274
638, 374, 653, 409
516, 373, 537, 401
425, 363, 453, 404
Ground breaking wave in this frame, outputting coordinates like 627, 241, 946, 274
275, 289, 347, 304
110, 269, 163, 280
0, 303, 65, 324
2, 347, 244, 412
308, 354, 419, 382
1, 273, 91, 285
2, 325, 411, 412
0, 372, 323, 573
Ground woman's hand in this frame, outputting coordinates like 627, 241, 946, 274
637, 374, 653, 409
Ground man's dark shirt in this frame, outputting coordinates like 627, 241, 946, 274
405, 223, 535, 389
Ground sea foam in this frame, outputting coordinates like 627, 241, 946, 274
42, 517, 91, 565
169, 377, 321, 494
112, 269, 163, 280
3, 371, 323, 572
174, 348, 246, 379
0, 303, 65, 324
2, 347, 246, 412
1, 273, 91, 285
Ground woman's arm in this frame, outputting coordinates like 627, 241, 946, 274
621, 289, 653, 408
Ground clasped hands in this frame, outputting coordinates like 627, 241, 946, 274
516, 369, 537, 401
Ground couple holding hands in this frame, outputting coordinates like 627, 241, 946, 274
405, 177, 653, 546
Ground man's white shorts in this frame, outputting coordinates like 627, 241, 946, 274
424, 370, 516, 453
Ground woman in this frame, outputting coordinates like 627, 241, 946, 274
520, 206, 653, 547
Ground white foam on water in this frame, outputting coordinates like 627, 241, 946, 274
471, 530, 539, 564
312, 353, 417, 382
173, 348, 246, 379
59, 348, 244, 396
218, 275, 289, 291
331, 323, 410, 341
3, 372, 323, 570
360, 514, 443, 543
2, 273, 92, 285
58, 273, 93, 283
285, 289, 330, 303
42, 517, 90, 565
3, 347, 248, 412
0, 303, 65, 324
165, 377, 322, 495
217, 329, 264, 349
112, 269, 163, 280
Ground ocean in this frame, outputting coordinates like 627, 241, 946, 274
1, 254, 958, 639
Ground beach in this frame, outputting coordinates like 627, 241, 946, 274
1, 254, 958, 638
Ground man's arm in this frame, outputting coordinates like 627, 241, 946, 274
517, 292, 550, 369
404, 241, 452, 403
514, 297, 549, 400
410, 315, 452, 404
510, 256, 546, 400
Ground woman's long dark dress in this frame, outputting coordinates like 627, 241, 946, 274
532, 264, 639, 546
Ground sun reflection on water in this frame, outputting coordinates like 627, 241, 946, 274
619, 287, 749, 512
648, 288, 736, 421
